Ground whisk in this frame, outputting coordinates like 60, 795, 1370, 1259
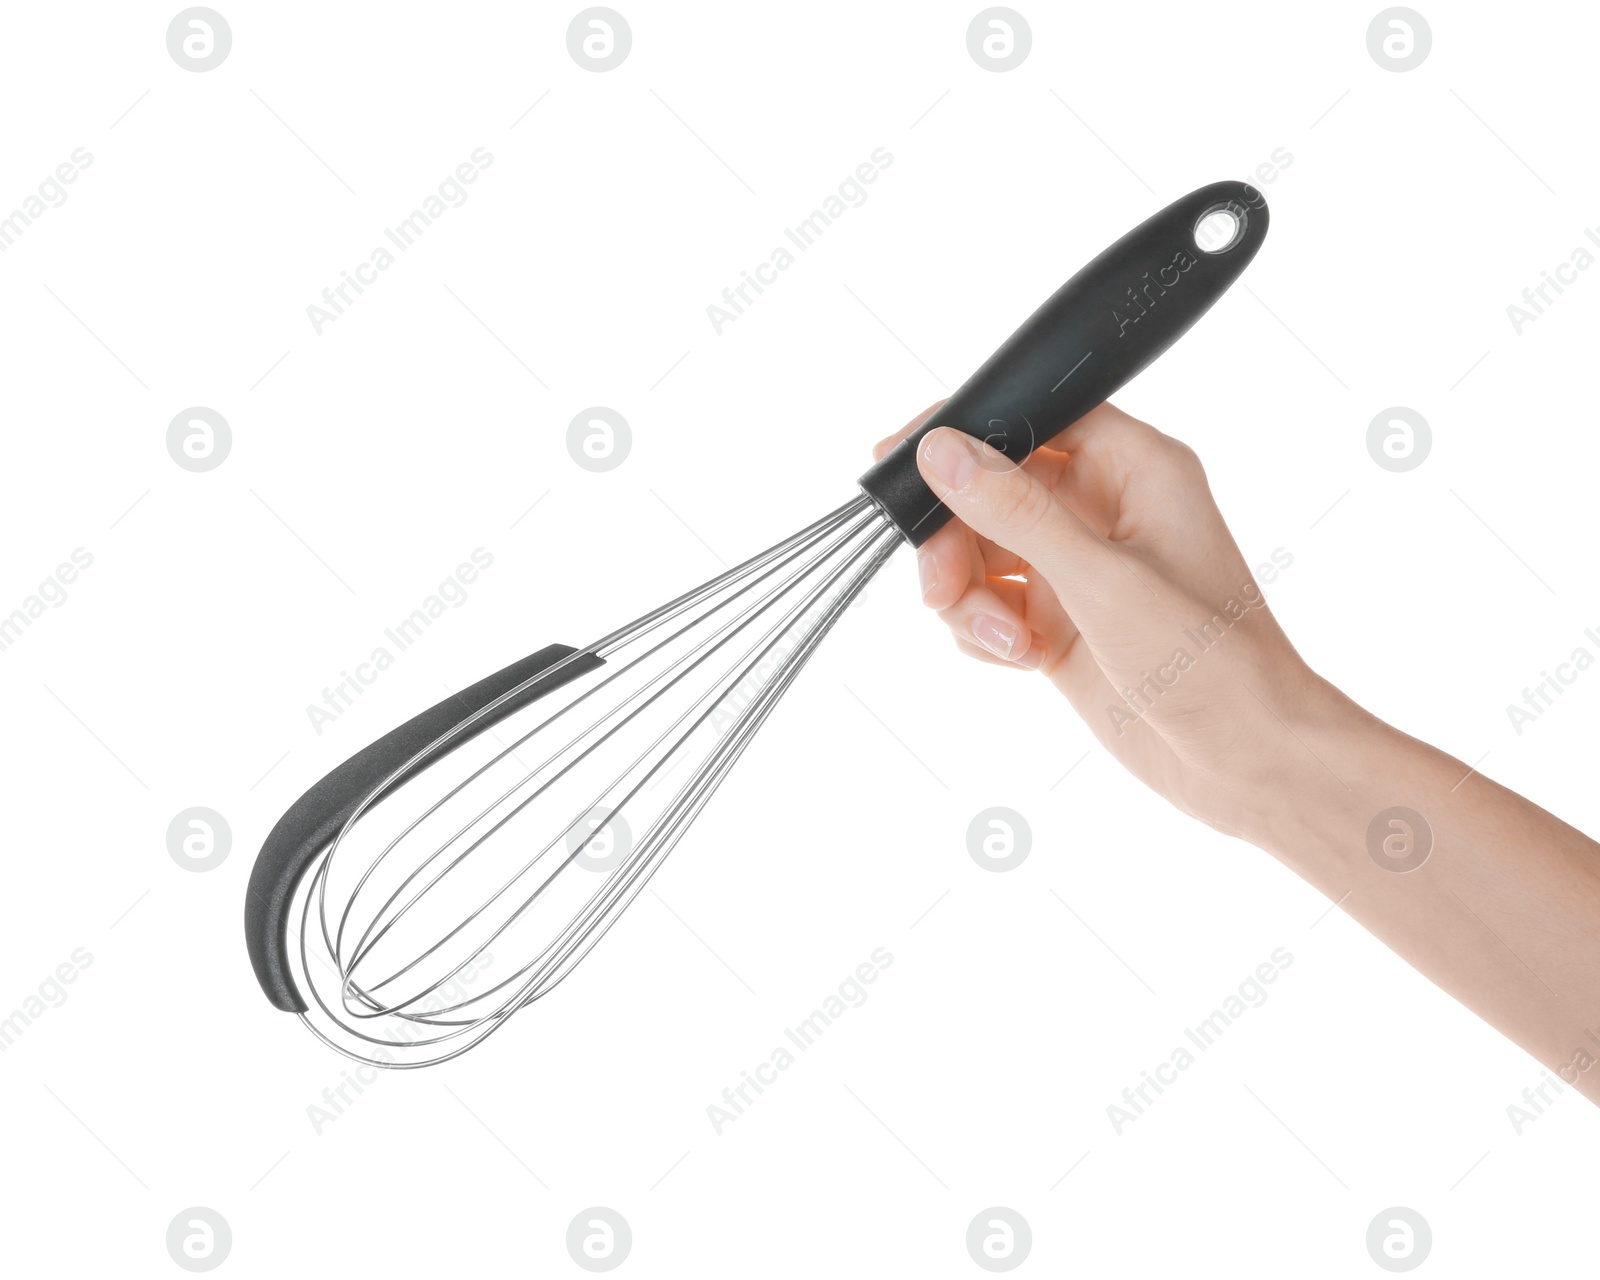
246, 180, 1268, 1066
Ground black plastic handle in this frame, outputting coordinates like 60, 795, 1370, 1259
858, 180, 1268, 544
244, 643, 603, 1012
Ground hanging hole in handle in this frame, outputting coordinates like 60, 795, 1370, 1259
1194, 202, 1247, 254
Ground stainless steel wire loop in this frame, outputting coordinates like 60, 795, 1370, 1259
289, 495, 901, 1066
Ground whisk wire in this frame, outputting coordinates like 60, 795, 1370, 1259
330, 500, 886, 1004
292, 495, 901, 1066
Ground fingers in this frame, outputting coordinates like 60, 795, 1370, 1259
915, 521, 1032, 609
910, 518, 1045, 668
939, 586, 1048, 669
1044, 399, 1140, 452
954, 633, 1044, 670
912, 519, 970, 610
882, 400, 1204, 675
1044, 402, 1212, 544
871, 400, 946, 462
1045, 404, 1256, 615
878, 398, 1131, 469
875, 400, 958, 612
1043, 399, 1183, 465
915, 427, 1130, 618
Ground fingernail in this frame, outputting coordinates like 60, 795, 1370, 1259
972, 615, 1020, 660
917, 553, 938, 601
1014, 641, 1046, 670
920, 429, 979, 491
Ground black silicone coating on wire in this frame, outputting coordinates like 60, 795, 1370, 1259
243, 644, 604, 1012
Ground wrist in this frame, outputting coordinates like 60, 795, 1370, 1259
1232, 670, 1382, 860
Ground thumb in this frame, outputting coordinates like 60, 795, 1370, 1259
915, 426, 1132, 611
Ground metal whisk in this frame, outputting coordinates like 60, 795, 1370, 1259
292, 499, 895, 1066
246, 180, 1267, 1065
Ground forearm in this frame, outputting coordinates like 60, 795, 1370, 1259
1244, 679, 1600, 1103
900, 407, 1600, 1097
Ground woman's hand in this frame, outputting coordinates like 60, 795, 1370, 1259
874, 399, 1334, 840
878, 400, 1600, 1107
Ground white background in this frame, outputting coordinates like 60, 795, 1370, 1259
3, 0, 1598, 1274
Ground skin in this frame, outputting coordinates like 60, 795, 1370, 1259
875, 401, 1600, 1106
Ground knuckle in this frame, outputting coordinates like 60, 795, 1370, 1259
1168, 437, 1203, 469
1164, 439, 1209, 488
1153, 429, 1203, 471
1119, 416, 1164, 451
